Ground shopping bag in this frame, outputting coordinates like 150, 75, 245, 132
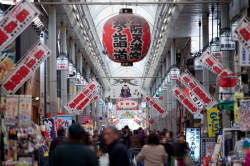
202, 156, 211, 166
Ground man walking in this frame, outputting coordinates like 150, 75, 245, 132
129, 130, 144, 163
49, 127, 67, 156
104, 125, 130, 166
50, 124, 98, 166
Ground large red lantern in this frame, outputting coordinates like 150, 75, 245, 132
103, 8, 151, 66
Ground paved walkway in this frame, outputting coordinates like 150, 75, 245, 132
100, 154, 109, 166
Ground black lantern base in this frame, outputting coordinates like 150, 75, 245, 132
121, 62, 133, 66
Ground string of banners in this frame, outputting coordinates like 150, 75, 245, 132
144, 94, 167, 117
64, 79, 101, 115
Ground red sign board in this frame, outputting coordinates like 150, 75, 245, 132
144, 94, 165, 114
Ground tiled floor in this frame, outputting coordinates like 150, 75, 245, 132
100, 154, 109, 166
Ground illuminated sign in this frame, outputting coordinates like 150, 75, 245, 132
186, 128, 201, 162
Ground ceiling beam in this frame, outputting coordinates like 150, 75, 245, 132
34, 1, 231, 5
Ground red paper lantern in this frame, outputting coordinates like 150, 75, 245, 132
103, 8, 151, 66
149, 118, 154, 124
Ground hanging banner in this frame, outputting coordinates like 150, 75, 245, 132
234, 93, 244, 125
137, 114, 148, 122
66, 62, 73, 75
82, 116, 91, 124
0, 0, 41, 51
42, 118, 56, 139
207, 108, 219, 137
75, 74, 85, 86
239, 44, 250, 66
239, 100, 250, 131
170, 67, 180, 80
144, 94, 165, 114
56, 53, 68, 70
231, 21, 239, 41
194, 57, 203, 70
116, 98, 139, 110
134, 119, 141, 126
171, 85, 201, 118
186, 128, 201, 162
19, 95, 32, 115
220, 31, 236, 51
4, 95, 19, 125
57, 115, 73, 132
235, 16, 250, 53
178, 71, 217, 109
64, 80, 100, 114
19, 115, 32, 126
111, 78, 141, 98
201, 137, 216, 157
1, 41, 51, 94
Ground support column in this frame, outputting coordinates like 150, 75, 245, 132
85, 63, 91, 115
202, 16, 209, 91
48, 6, 58, 117
96, 99, 102, 129
60, 22, 67, 113
166, 52, 171, 131
221, 3, 231, 128
69, 39, 76, 99
171, 41, 177, 135
77, 51, 83, 92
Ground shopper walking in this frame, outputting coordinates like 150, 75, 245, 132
50, 124, 98, 166
174, 135, 189, 166
49, 127, 67, 156
161, 137, 174, 166
138, 127, 147, 140
104, 125, 130, 166
129, 130, 144, 163
136, 133, 168, 166
166, 131, 175, 146
122, 125, 132, 148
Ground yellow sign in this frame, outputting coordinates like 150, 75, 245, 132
72, 87, 75, 94
207, 108, 219, 137
234, 93, 244, 124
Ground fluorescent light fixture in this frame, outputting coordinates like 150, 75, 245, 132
159, 5, 165, 16
83, 18, 90, 30
73, 5, 77, 11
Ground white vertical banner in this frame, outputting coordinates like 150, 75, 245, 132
239, 100, 250, 131
4, 95, 19, 125
19, 95, 32, 115
235, 16, 250, 53
239, 44, 250, 66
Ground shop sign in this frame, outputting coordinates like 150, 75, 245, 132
239, 100, 250, 131
239, 44, 250, 66
117, 100, 138, 109
19, 95, 32, 115
134, 119, 141, 126
67, 66, 76, 79
235, 16, 250, 52
210, 43, 221, 53
162, 80, 167, 91
234, 93, 244, 125
19, 115, 32, 126
144, 94, 165, 114
231, 21, 239, 41
170, 67, 180, 80
75, 72, 85, 86
56, 54, 68, 70
57, 115, 73, 132
66, 62, 73, 75
194, 57, 203, 70
178, 71, 217, 109
186, 128, 201, 162
201, 137, 216, 157
0, 0, 41, 51
207, 108, 219, 137
1, 42, 51, 94
42, 118, 56, 139
220, 31, 236, 51
171, 85, 201, 117
4, 95, 18, 125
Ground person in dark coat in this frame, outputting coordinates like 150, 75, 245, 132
122, 125, 132, 148
161, 137, 174, 166
129, 130, 144, 163
50, 124, 98, 166
174, 135, 189, 166
49, 127, 67, 157
104, 125, 130, 166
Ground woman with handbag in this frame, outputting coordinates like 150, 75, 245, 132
174, 135, 190, 166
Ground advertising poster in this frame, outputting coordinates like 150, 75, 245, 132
239, 100, 250, 131
0, 51, 16, 84
0, 97, 6, 115
116, 98, 139, 110
111, 78, 141, 98
207, 108, 219, 137
186, 128, 201, 162
4, 96, 19, 125
19, 115, 32, 126
201, 137, 216, 157
19, 96, 32, 115
234, 93, 244, 125
42, 118, 56, 139
116, 110, 137, 119
82, 116, 91, 124
57, 115, 73, 132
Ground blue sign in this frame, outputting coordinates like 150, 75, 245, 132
42, 118, 56, 139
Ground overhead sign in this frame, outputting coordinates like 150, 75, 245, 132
0, 0, 41, 51
239, 100, 250, 131
239, 44, 250, 66
56, 54, 68, 70
66, 62, 73, 75
186, 128, 201, 162
171, 85, 201, 118
111, 78, 141, 98
235, 16, 250, 53
194, 57, 203, 70
178, 71, 217, 109
116, 98, 139, 110
42, 118, 56, 139
170, 67, 180, 80
207, 108, 219, 137
220, 31, 236, 51
144, 94, 165, 114
1, 42, 51, 94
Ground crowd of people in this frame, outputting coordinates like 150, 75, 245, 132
43, 124, 192, 166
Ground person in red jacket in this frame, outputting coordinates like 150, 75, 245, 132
244, 149, 250, 166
